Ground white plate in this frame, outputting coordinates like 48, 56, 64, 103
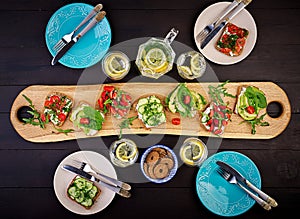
194, 2, 257, 65
53, 150, 117, 215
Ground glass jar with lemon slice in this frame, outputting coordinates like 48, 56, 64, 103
109, 138, 138, 167
176, 51, 206, 80
135, 28, 179, 79
102, 51, 131, 80
179, 137, 208, 167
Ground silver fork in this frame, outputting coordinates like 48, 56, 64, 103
53, 3, 103, 53
71, 159, 131, 191
217, 168, 272, 211
196, 0, 242, 44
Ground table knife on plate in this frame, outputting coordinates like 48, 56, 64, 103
51, 11, 106, 66
62, 164, 131, 198
200, 0, 252, 49
216, 161, 278, 207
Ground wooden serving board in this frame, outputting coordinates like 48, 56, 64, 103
10, 82, 291, 143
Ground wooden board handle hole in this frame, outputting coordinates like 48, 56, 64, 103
267, 101, 283, 118
17, 106, 33, 123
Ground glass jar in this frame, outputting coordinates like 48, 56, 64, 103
176, 51, 206, 80
135, 28, 179, 79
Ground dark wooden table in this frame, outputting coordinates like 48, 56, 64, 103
1, 0, 299, 218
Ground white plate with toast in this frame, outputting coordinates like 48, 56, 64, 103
194, 1, 257, 65
53, 150, 117, 215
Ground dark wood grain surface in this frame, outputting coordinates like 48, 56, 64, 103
1, 0, 299, 218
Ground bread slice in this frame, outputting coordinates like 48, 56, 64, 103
67, 176, 101, 210
216, 22, 249, 57
43, 92, 73, 126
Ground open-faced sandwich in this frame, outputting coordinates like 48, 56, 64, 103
216, 23, 249, 57
97, 85, 132, 119
67, 176, 101, 209
165, 83, 206, 118
43, 92, 73, 126
235, 85, 267, 120
70, 102, 105, 136
235, 85, 269, 134
136, 95, 166, 128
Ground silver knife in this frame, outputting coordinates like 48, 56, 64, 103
216, 161, 278, 207
51, 11, 106, 66
200, 0, 252, 49
62, 164, 131, 198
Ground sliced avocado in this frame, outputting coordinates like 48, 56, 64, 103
238, 107, 258, 120
237, 95, 258, 120
168, 85, 181, 113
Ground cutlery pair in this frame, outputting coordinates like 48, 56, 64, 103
62, 163, 131, 198
216, 161, 278, 210
51, 4, 106, 65
197, 0, 252, 49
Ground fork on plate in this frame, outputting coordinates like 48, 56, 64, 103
217, 168, 272, 211
195, 0, 242, 44
71, 159, 131, 191
53, 3, 103, 53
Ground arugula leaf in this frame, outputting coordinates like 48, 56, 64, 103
208, 80, 236, 105
52, 127, 74, 135
118, 116, 138, 139
22, 94, 48, 128
240, 113, 269, 135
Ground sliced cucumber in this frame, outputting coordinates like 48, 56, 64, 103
74, 178, 86, 190
85, 181, 93, 192
137, 98, 148, 106
81, 198, 93, 207
88, 186, 98, 198
68, 186, 77, 198
75, 191, 84, 203
138, 104, 147, 114
146, 113, 166, 127
156, 104, 163, 113
149, 96, 161, 104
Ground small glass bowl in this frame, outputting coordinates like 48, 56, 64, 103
140, 145, 178, 183
176, 51, 206, 80
179, 137, 208, 167
109, 138, 138, 168
102, 51, 131, 80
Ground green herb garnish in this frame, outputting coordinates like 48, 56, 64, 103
208, 80, 236, 105
240, 113, 270, 134
52, 127, 74, 135
118, 116, 138, 139
22, 94, 48, 128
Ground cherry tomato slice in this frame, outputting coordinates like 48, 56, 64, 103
44, 100, 53, 108
171, 118, 181, 125
246, 106, 255, 114
80, 118, 90, 125
103, 85, 115, 92
50, 95, 60, 103
58, 113, 66, 122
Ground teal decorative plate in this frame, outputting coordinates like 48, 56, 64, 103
196, 151, 261, 217
45, 3, 111, 68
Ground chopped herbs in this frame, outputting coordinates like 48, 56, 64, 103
118, 116, 138, 139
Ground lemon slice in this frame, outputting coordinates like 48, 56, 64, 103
145, 48, 167, 70
190, 53, 201, 71
178, 65, 192, 77
108, 55, 127, 74
180, 142, 204, 165
115, 142, 137, 162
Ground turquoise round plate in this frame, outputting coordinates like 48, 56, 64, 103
196, 151, 261, 217
45, 3, 111, 68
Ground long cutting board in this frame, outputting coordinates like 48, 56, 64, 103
10, 82, 291, 143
